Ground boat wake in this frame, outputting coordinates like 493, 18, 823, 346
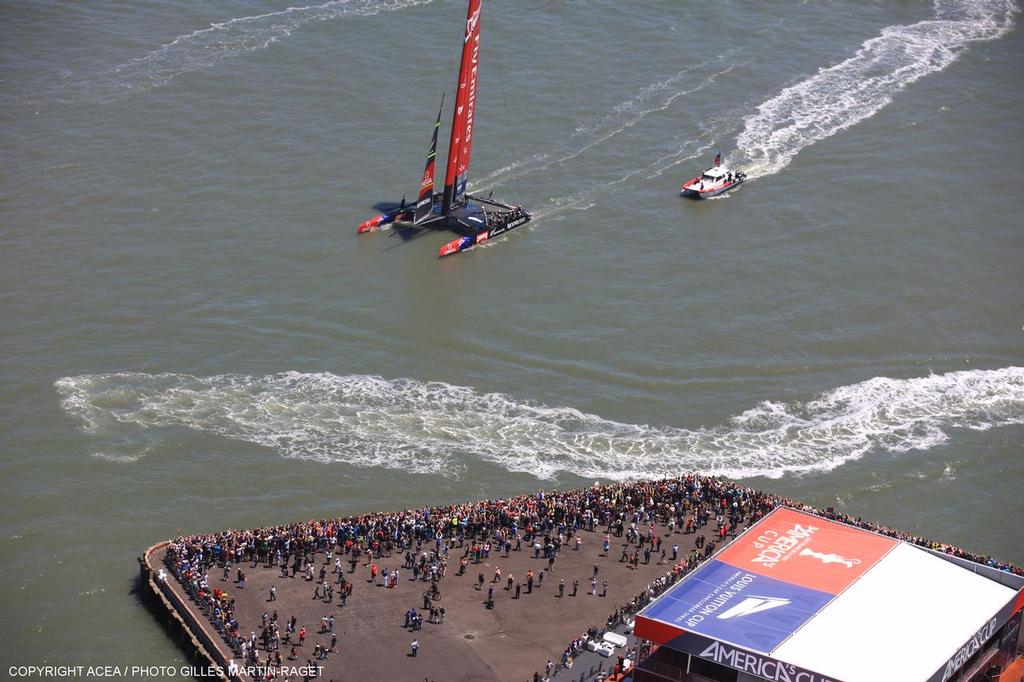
530, 138, 717, 223
473, 57, 746, 226
60, 0, 431, 101
55, 367, 1024, 480
471, 56, 745, 195
735, 0, 1016, 178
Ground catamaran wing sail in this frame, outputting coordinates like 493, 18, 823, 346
358, 0, 530, 255
414, 95, 444, 225
441, 0, 482, 215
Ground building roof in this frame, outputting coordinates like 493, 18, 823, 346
636, 507, 1024, 682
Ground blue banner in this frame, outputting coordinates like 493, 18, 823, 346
643, 560, 834, 652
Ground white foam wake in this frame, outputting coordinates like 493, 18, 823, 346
55, 367, 1024, 480
63, 0, 430, 100
530, 138, 715, 223
471, 55, 745, 195
735, 0, 1016, 178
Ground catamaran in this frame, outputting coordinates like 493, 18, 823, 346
356, 0, 531, 258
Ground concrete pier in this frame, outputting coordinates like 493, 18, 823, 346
140, 478, 1023, 682
139, 543, 237, 681
144, 520, 711, 681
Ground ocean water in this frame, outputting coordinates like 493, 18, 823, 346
1, 0, 1022, 670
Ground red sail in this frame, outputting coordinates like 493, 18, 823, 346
442, 0, 482, 214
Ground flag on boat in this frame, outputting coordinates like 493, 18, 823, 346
714, 152, 721, 166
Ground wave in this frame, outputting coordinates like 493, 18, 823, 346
735, 0, 1016, 178
61, 0, 431, 101
54, 367, 1024, 480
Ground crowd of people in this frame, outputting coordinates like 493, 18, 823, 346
161, 473, 1022, 680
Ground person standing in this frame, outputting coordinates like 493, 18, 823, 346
571, 579, 579, 597
590, 577, 598, 595
411, 639, 419, 657
558, 579, 565, 598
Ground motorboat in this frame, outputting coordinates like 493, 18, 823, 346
680, 159, 746, 199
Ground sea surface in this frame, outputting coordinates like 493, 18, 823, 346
1, 0, 1022, 671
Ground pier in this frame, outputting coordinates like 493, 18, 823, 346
142, 516, 708, 680
139, 476, 1024, 681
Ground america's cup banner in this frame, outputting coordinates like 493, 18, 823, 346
715, 507, 898, 595
443, 0, 482, 200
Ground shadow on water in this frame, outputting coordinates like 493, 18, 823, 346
385, 223, 440, 248
372, 200, 405, 213
131, 572, 210, 677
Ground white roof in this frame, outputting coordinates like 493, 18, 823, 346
703, 166, 730, 178
773, 541, 1017, 682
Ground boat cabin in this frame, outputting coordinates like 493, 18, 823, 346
701, 166, 732, 181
